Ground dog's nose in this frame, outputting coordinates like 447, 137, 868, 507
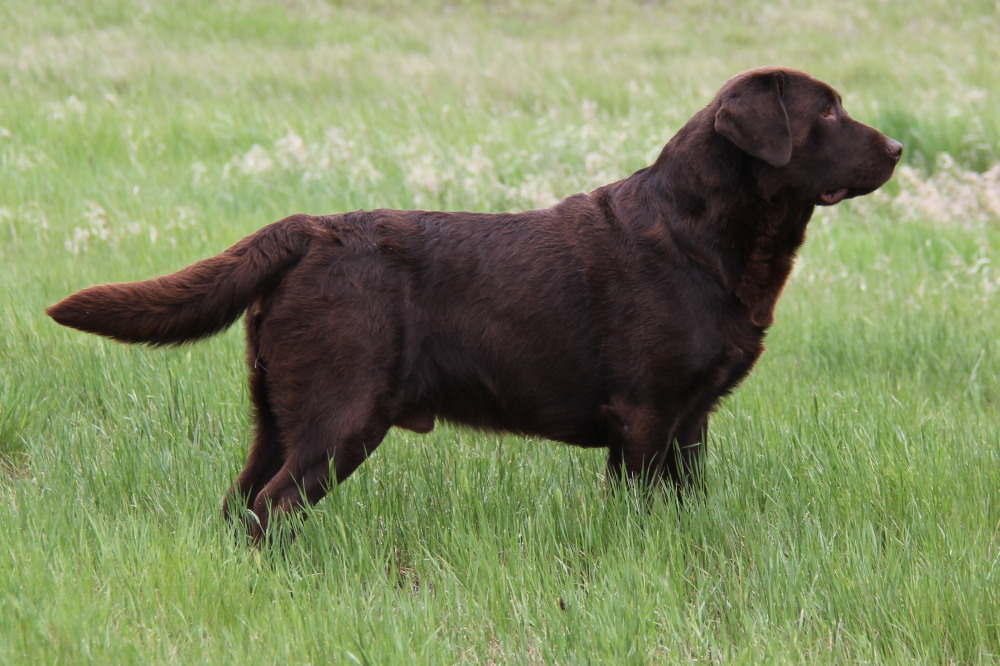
887, 139, 903, 161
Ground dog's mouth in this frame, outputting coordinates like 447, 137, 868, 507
819, 188, 850, 205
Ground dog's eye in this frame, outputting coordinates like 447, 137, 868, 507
821, 105, 837, 120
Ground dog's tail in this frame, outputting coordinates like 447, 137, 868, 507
47, 214, 324, 346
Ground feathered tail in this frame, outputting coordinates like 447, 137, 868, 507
47, 214, 322, 345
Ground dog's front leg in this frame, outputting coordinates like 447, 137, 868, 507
664, 411, 709, 501
601, 396, 711, 502
601, 399, 678, 487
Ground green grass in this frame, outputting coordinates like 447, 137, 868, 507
2, 0, 998, 662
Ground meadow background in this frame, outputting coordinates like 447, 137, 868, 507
1, 0, 998, 662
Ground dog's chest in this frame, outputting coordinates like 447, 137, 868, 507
680, 311, 767, 400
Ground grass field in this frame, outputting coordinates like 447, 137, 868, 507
1, 0, 998, 662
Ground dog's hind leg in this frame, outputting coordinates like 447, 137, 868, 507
245, 394, 392, 545
222, 349, 285, 531
238, 271, 407, 544
222, 306, 288, 529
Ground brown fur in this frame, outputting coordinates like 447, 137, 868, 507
47, 68, 902, 543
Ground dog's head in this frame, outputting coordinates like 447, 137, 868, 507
713, 67, 902, 205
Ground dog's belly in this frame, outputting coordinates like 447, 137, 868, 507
393, 393, 611, 447
400, 333, 610, 446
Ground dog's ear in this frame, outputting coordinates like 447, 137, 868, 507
714, 71, 792, 167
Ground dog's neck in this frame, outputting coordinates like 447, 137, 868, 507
601, 108, 816, 328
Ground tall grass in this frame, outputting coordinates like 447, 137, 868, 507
1, 0, 998, 662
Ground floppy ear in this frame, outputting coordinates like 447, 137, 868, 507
714, 72, 792, 167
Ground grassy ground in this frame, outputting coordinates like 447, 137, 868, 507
2, 0, 998, 663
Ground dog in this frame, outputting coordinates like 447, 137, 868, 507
48, 67, 902, 543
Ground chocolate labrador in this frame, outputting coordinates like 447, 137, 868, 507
48, 67, 902, 542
